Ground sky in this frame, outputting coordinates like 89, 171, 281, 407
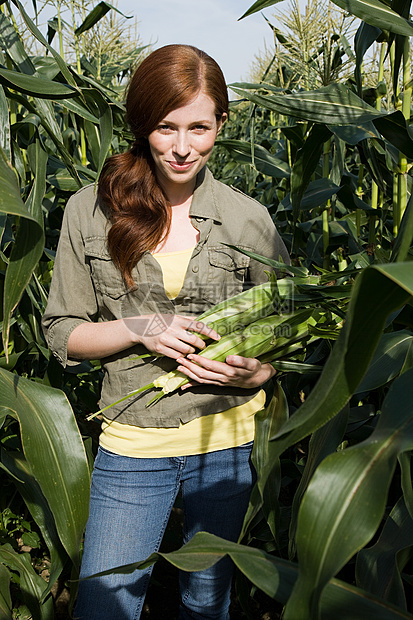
98, 0, 278, 85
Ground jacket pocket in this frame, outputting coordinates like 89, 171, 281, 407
84, 237, 128, 299
205, 246, 250, 304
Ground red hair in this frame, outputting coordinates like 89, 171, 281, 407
98, 44, 228, 288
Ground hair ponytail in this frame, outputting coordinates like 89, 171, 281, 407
98, 141, 171, 289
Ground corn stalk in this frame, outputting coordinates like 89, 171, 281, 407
396, 36, 411, 229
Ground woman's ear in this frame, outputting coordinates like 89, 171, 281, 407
217, 112, 228, 134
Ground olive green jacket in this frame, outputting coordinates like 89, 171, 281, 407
42, 167, 289, 427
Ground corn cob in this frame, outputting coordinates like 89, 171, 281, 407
130, 274, 280, 361
194, 272, 279, 337
146, 308, 313, 406
86, 308, 313, 420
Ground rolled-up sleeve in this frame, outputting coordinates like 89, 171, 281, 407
42, 196, 99, 367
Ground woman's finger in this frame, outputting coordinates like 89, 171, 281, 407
182, 317, 221, 342
187, 353, 257, 375
177, 360, 229, 385
177, 354, 252, 382
224, 355, 260, 371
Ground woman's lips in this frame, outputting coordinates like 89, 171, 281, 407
168, 160, 195, 171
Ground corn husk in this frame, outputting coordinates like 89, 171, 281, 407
145, 308, 313, 406
86, 308, 313, 420
86, 269, 317, 420
194, 272, 279, 337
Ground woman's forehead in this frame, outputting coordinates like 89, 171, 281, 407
160, 92, 217, 121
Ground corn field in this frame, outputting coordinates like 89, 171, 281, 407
1, 0, 413, 618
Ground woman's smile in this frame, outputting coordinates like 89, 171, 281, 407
168, 160, 196, 170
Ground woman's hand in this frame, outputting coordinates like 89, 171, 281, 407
123, 314, 220, 360
175, 354, 276, 390
67, 314, 219, 361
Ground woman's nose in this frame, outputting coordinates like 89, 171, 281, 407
173, 131, 191, 157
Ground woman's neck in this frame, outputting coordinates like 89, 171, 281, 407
157, 176, 197, 208
153, 199, 199, 253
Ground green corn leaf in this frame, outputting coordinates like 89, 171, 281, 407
242, 263, 413, 544
1, 449, 67, 601
271, 263, 413, 447
0, 146, 36, 221
280, 178, 341, 216
356, 496, 413, 609
337, 184, 377, 212
79, 75, 126, 110
2, 139, 46, 359
33, 97, 82, 186
290, 124, 333, 221
355, 330, 413, 393
47, 175, 90, 191
243, 383, 289, 540
82, 88, 113, 178
390, 192, 413, 263
216, 138, 290, 178
284, 179, 341, 214
33, 56, 63, 80
0, 86, 10, 160
87, 531, 413, 619
10, 0, 77, 87
230, 83, 385, 125
329, 121, 380, 145
5, 87, 82, 187
358, 137, 390, 193
354, 22, 382, 95
283, 368, 413, 619
75, 1, 132, 36
0, 11, 36, 75
332, 0, 413, 36
0, 369, 90, 569
0, 563, 12, 620
288, 406, 349, 557
59, 97, 99, 123
0, 67, 77, 98
373, 111, 413, 159
399, 451, 413, 521
47, 16, 60, 45
83, 119, 101, 168
0, 545, 54, 620
238, 0, 285, 20
269, 360, 323, 373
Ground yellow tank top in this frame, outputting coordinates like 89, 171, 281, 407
99, 246, 264, 457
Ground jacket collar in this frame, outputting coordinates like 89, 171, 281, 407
189, 167, 222, 224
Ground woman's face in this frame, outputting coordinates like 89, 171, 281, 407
148, 91, 226, 196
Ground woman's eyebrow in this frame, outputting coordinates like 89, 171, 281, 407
161, 119, 214, 125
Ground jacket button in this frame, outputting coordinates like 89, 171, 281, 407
192, 265, 199, 273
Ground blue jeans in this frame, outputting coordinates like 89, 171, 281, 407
74, 443, 255, 620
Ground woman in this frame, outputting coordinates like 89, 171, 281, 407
42, 44, 289, 620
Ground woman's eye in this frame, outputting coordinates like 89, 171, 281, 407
192, 125, 209, 133
157, 125, 173, 133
